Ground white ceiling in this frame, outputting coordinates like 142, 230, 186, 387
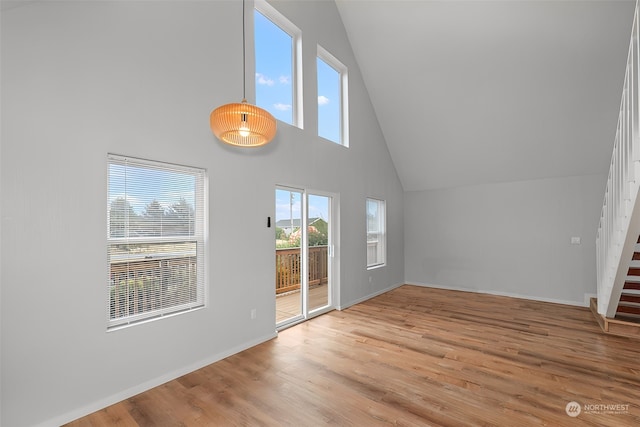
336, 0, 636, 191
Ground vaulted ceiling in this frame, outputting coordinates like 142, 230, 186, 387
336, 0, 636, 191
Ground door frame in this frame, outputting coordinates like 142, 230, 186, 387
275, 185, 339, 330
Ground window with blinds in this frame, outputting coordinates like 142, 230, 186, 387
366, 198, 386, 268
107, 155, 206, 329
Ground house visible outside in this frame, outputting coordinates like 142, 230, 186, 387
275, 217, 328, 248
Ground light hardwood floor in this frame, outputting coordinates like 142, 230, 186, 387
66, 285, 640, 426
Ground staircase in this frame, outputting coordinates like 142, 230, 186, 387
594, 2, 640, 338
617, 241, 640, 320
592, 235, 640, 338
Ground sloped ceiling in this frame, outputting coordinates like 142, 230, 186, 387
336, 0, 636, 191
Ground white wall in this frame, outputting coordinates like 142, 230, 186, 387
0, 1, 404, 425
405, 174, 606, 305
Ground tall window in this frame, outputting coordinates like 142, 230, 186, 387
107, 155, 206, 329
254, 1, 302, 127
366, 198, 386, 268
318, 45, 348, 146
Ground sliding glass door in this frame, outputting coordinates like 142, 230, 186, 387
275, 188, 303, 324
275, 187, 334, 328
307, 194, 330, 313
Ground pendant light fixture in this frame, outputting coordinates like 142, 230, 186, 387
210, 0, 277, 147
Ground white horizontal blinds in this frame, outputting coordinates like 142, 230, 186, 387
107, 155, 206, 328
366, 198, 386, 268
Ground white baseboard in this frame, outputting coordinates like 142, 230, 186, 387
337, 282, 404, 311
42, 331, 278, 427
406, 281, 591, 308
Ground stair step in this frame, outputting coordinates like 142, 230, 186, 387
620, 294, 640, 304
614, 313, 640, 323
591, 298, 640, 336
628, 267, 640, 276
624, 282, 640, 290
617, 305, 640, 315
614, 237, 640, 319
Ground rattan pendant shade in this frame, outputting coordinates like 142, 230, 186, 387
209, 0, 277, 148
210, 99, 277, 147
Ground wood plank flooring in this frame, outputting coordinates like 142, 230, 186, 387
66, 285, 640, 426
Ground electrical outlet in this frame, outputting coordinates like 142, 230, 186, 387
571, 237, 581, 245
250, 308, 257, 320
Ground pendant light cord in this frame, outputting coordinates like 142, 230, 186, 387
242, 0, 246, 100
209, 0, 276, 146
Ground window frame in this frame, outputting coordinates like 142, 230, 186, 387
317, 45, 349, 147
107, 154, 207, 330
366, 198, 386, 269
254, 0, 303, 129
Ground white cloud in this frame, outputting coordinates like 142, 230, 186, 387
255, 73, 275, 86
274, 103, 292, 111
279, 75, 290, 84
318, 95, 330, 106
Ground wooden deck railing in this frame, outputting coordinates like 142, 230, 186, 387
276, 246, 328, 294
110, 247, 326, 311
109, 256, 197, 320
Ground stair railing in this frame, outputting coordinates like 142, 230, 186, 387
596, 3, 640, 317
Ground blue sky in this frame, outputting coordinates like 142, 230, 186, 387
275, 189, 329, 224
317, 57, 340, 143
254, 9, 341, 143
254, 10, 293, 124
